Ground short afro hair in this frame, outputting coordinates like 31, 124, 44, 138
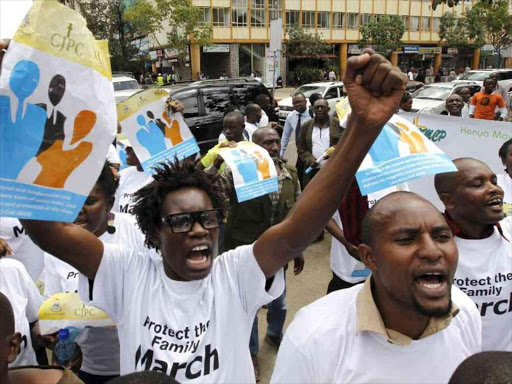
499, 138, 512, 162
96, 162, 119, 201
131, 160, 224, 251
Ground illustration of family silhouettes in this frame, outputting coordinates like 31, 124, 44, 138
231, 148, 271, 184
0, 59, 95, 188
135, 108, 184, 157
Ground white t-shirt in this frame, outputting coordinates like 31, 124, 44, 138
330, 185, 408, 283
0, 218, 44, 282
0, 258, 43, 367
113, 166, 153, 214
271, 284, 481, 384
244, 121, 259, 140
311, 126, 330, 167
453, 216, 512, 351
257, 110, 269, 128
39, 213, 147, 375
78, 243, 284, 381
497, 173, 512, 217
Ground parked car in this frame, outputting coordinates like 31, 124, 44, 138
113, 77, 142, 103
166, 78, 274, 153
406, 81, 425, 93
278, 81, 345, 123
453, 68, 512, 88
411, 82, 481, 114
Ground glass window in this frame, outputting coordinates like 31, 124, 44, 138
203, 87, 233, 114
233, 0, 248, 26
199, 7, 210, 24
292, 85, 327, 98
302, 11, 315, 28
171, 90, 200, 118
411, 85, 452, 100
213, 8, 230, 26
317, 12, 329, 29
286, 10, 299, 28
420, 16, 431, 32
333, 12, 344, 29
402, 15, 409, 30
268, 0, 283, 21
346, 13, 359, 29
324, 87, 338, 99
433, 17, 441, 32
361, 13, 373, 26
410, 16, 419, 32
251, 0, 265, 27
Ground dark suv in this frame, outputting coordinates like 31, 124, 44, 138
166, 78, 273, 153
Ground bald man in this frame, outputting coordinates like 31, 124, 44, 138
435, 158, 512, 351
272, 192, 481, 384
0, 292, 20, 384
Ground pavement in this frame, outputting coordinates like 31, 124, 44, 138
255, 234, 333, 384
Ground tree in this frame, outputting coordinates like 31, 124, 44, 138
438, 11, 485, 49
75, 0, 147, 72
358, 15, 405, 56
472, 0, 512, 65
286, 26, 332, 59
432, 0, 495, 9
124, 0, 212, 60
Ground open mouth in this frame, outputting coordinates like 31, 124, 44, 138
414, 272, 448, 297
486, 196, 503, 212
74, 217, 88, 227
186, 244, 211, 270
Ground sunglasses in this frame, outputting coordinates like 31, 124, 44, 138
161, 209, 221, 234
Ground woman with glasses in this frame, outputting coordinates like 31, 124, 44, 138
19, 50, 407, 383
39, 163, 147, 384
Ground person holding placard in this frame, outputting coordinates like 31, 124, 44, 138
498, 139, 512, 216
19, 49, 409, 382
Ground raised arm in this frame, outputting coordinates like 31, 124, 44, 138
254, 51, 407, 278
20, 220, 103, 280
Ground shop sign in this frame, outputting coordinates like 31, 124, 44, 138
203, 44, 230, 53
403, 45, 419, 53
418, 47, 441, 54
447, 47, 458, 55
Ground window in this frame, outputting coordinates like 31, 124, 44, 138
324, 87, 338, 99
251, 0, 265, 27
172, 90, 199, 119
420, 16, 431, 32
433, 17, 441, 32
401, 15, 409, 30
268, 0, 283, 21
203, 88, 233, 114
346, 13, 359, 29
286, 10, 299, 28
232, 0, 248, 26
317, 12, 329, 29
361, 13, 373, 26
198, 7, 210, 24
410, 16, 419, 32
333, 12, 344, 29
213, 8, 230, 26
302, 11, 315, 28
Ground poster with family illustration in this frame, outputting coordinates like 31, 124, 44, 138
0, 0, 116, 222
219, 141, 278, 203
117, 89, 200, 173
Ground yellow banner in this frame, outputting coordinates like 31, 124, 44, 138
13, 0, 112, 79
117, 88, 170, 122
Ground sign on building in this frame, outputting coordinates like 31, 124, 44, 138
203, 44, 230, 53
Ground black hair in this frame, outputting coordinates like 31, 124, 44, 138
483, 77, 495, 84
106, 371, 180, 384
255, 93, 271, 105
499, 139, 512, 163
96, 162, 119, 200
400, 93, 412, 104
309, 93, 322, 105
448, 351, 512, 384
292, 92, 306, 100
245, 103, 261, 115
131, 160, 224, 251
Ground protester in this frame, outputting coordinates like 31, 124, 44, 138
498, 139, 512, 216
216, 127, 304, 380
398, 93, 413, 112
454, 87, 471, 117
486, 73, 510, 112
280, 93, 311, 187
39, 163, 148, 383
297, 98, 342, 186
435, 158, 512, 351
244, 103, 262, 137
443, 94, 465, 117
254, 94, 275, 127
307, 93, 322, 119
19, 49, 408, 382
328, 70, 336, 81
470, 78, 507, 121
156, 74, 164, 86
271, 192, 482, 384
448, 351, 512, 384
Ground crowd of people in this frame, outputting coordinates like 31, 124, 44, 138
1, 37, 511, 384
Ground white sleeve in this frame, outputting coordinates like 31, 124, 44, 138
77, 243, 134, 323
216, 244, 285, 319
498, 107, 507, 118
469, 104, 476, 114
280, 115, 293, 157
259, 112, 269, 128
271, 334, 316, 384
20, 267, 43, 323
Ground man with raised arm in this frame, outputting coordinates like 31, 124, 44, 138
20, 49, 407, 382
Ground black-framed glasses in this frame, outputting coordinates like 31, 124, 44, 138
161, 209, 221, 234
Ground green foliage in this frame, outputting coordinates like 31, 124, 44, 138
431, 0, 462, 10
287, 67, 324, 85
438, 11, 485, 49
286, 26, 332, 58
473, 0, 512, 59
358, 15, 405, 56
76, 0, 146, 72
124, 0, 212, 59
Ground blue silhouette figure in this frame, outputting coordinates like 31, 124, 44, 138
0, 60, 46, 180
368, 124, 401, 165
135, 114, 166, 156
231, 149, 259, 184
118, 144, 128, 170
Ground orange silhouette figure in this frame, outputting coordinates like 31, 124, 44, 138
254, 151, 271, 180
162, 111, 183, 145
394, 122, 428, 154
34, 110, 95, 188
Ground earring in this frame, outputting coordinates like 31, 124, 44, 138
107, 212, 116, 234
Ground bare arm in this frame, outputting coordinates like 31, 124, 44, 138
19, 220, 103, 280
254, 51, 407, 278
325, 218, 360, 261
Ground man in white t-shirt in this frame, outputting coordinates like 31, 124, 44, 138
498, 139, 512, 216
272, 192, 482, 384
435, 158, 512, 352
21, 49, 409, 382
244, 103, 262, 139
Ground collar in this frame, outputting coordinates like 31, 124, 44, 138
275, 158, 293, 179
443, 212, 509, 241
356, 278, 459, 347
